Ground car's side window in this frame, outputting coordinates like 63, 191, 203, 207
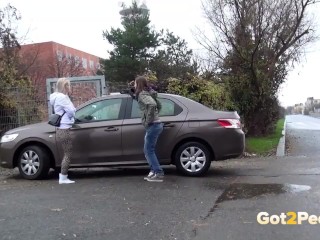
131, 100, 142, 119
76, 98, 122, 122
159, 98, 176, 116
130, 98, 182, 118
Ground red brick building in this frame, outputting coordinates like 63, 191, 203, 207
19, 41, 102, 97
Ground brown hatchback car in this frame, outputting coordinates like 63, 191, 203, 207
0, 93, 245, 180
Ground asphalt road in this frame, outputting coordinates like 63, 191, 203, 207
1, 115, 320, 240
0, 165, 234, 240
286, 114, 320, 156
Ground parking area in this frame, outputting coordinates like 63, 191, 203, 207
1, 154, 320, 240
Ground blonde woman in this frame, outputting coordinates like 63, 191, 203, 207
49, 78, 76, 184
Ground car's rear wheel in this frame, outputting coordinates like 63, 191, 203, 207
17, 145, 50, 180
174, 142, 211, 176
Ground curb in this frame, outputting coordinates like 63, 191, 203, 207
276, 118, 286, 157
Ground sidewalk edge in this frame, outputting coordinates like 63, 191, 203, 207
276, 118, 286, 157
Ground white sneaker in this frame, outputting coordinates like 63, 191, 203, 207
59, 179, 75, 184
59, 173, 75, 184
143, 171, 155, 180
146, 173, 164, 182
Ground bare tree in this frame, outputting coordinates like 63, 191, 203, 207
18, 48, 89, 102
0, 4, 22, 88
49, 52, 87, 78
196, 0, 320, 135
0, 4, 44, 132
193, 52, 223, 82
197, 0, 319, 65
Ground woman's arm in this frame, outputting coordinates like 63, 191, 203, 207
58, 95, 76, 118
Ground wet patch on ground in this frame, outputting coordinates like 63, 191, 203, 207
202, 183, 311, 220
215, 183, 285, 204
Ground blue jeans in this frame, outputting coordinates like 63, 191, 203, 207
144, 122, 164, 174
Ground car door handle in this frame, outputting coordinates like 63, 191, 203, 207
164, 123, 175, 128
104, 127, 119, 132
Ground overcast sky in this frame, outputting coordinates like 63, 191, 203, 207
1, 0, 320, 107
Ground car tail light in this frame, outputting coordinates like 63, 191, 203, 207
217, 119, 241, 129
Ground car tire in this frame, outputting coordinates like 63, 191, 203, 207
17, 145, 50, 180
174, 142, 211, 176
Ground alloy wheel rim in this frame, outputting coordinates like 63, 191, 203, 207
20, 150, 40, 175
180, 146, 206, 173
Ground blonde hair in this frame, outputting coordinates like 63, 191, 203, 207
55, 78, 70, 94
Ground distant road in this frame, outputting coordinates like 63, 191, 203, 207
286, 115, 320, 156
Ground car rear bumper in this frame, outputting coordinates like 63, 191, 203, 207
213, 128, 245, 160
0, 143, 15, 169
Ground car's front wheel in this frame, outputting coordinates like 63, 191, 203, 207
17, 145, 50, 180
174, 142, 211, 176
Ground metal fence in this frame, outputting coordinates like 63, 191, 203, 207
0, 87, 47, 134
0, 79, 131, 134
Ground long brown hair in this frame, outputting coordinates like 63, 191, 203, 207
135, 76, 149, 97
